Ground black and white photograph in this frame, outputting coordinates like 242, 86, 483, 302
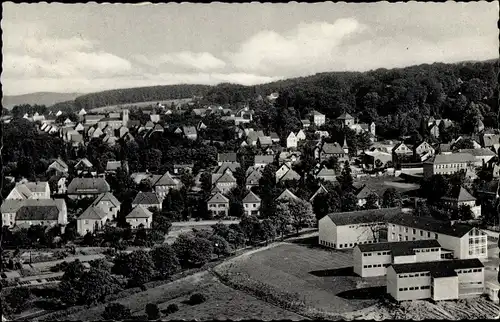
0, 1, 499, 321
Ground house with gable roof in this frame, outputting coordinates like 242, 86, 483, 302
217, 153, 237, 165
91, 192, 121, 220
286, 132, 298, 149
132, 192, 162, 210
153, 172, 180, 201
212, 170, 237, 194
6, 182, 51, 200
126, 205, 153, 229
276, 188, 300, 202
296, 130, 306, 141
336, 112, 355, 128
243, 191, 261, 216
315, 142, 347, 161
77, 206, 108, 235
441, 186, 481, 218
207, 192, 230, 217
47, 158, 69, 174
67, 178, 110, 199
254, 155, 274, 168
312, 110, 326, 127
13, 198, 67, 229
246, 169, 263, 189
74, 158, 94, 175
309, 184, 329, 203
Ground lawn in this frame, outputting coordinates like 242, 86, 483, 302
88, 98, 192, 113
62, 270, 303, 321
213, 242, 386, 317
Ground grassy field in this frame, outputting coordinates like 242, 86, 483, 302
88, 98, 192, 113
213, 239, 386, 317
63, 270, 303, 321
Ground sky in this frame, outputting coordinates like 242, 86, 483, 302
2, 2, 498, 96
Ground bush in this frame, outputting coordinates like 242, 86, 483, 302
102, 303, 131, 320
6, 287, 32, 313
164, 303, 179, 314
53, 250, 68, 260
145, 303, 160, 320
188, 293, 207, 305
140, 284, 147, 291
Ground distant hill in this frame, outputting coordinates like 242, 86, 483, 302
2, 92, 82, 110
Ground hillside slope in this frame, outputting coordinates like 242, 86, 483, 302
2, 92, 81, 109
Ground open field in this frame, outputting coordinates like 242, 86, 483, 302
356, 176, 420, 196
62, 270, 303, 321
165, 220, 239, 244
88, 98, 192, 113
213, 239, 386, 318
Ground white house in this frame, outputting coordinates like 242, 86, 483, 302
286, 132, 298, 149
243, 191, 261, 217
386, 259, 484, 301
441, 187, 481, 218
296, 130, 306, 141
353, 240, 442, 277
312, 110, 326, 127
207, 192, 230, 218
6, 182, 51, 200
423, 153, 476, 178
126, 205, 153, 229
91, 192, 121, 221
77, 206, 108, 236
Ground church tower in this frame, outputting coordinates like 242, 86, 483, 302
342, 138, 349, 154
122, 109, 129, 127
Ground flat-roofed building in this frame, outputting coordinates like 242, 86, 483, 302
353, 240, 442, 277
386, 259, 484, 301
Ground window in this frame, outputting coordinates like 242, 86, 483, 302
399, 288, 404, 291
427, 232, 431, 238
413, 238, 416, 241
413, 229, 416, 234
405, 236, 409, 241
85, 220, 89, 224
434, 233, 438, 239
377, 252, 381, 256
405, 227, 408, 233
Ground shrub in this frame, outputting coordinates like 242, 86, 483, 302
53, 250, 68, 260
145, 303, 160, 320
6, 287, 32, 313
102, 303, 131, 320
189, 293, 207, 305
140, 284, 147, 291
164, 303, 179, 314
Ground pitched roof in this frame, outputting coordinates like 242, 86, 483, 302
387, 213, 475, 238
322, 142, 345, 155
218, 153, 237, 163
127, 205, 153, 218
67, 178, 110, 194
356, 185, 378, 199
458, 148, 496, 157
337, 112, 354, 120
78, 206, 108, 220
132, 192, 160, 205
356, 240, 441, 254
270, 132, 280, 139
276, 188, 299, 201
75, 158, 93, 168
215, 171, 236, 184
92, 192, 121, 207
216, 162, 240, 174
254, 155, 274, 165
49, 158, 68, 172
317, 167, 336, 177
106, 161, 125, 171
258, 136, 272, 145
1, 199, 24, 213
424, 153, 476, 164
441, 187, 476, 202
183, 126, 197, 136
208, 192, 229, 203
279, 169, 301, 181
391, 259, 484, 275
482, 134, 500, 147
243, 191, 261, 203
325, 207, 402, 226
16, 205, 59, 221
154, 172, 178, 186
246, 169, 263, 184
24, 182, 49, 193
312, 110, 324, 116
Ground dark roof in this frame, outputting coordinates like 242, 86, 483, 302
132, 192, 160, 205
67, 178, 110, 194
16, 205, 59, 221
78, 206, 107, 220
424, 153, 476, 165
218, 153, 237, 163
387, 214, 474, 238
325, 207, 402, 226
391, 258, 484, 274
356, 240, 441, 254
441, 186, 476, 202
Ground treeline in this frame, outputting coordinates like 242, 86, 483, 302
74, 85, 212, 110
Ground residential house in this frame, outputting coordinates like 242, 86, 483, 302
301, 119, 311, 129
309, 184, 329, 203
362, 149, 393, 169
275, 164, 291, 182
423, 153, 476, 178
453, 136, 482, 149
429, 123, 440, 138
14, 199, 67, 229
132, 192, 162, 210
56, 176, 68, 194
315, 142, 346, 162
150, 113, 160, 123
126, 205, 153, 229
257, 136, 272, 148
316, 167, 336, 182
6, 182, 51, 200
207, 193, 230, 218
47, 158, 69, 175
84, 114, 104, 125
355, 185, 379, 207
296, 130, 306, 141
441, 187, 481, 218
286, 132, 298, 149
457, 148, 496, 166
392, 142, 413, 156
279, 151, 301, 165
245, 169, 263, 190
386, 259, 484, 301
153, 172, 180, 201
106, 160, 129, 174
278, 168, 301, 183
246, 130, 265, 146
74, 158, 94, 175
414, 141, 435, 159
254, 155, 274, 169
215, 162, 241, 175
218, 153, 237, 165
481, 134, 500, 149
197, 121, 207, 131
91, 192, 121, 221
212, 171, 237, 194
315, 130, 330, 139
67, 178, 111, 199
276, 189, 300, 202
1, 200, 24, 227
243, 191, 261, 217
312, 110, 326, 126
182, 126, 198, 140
270, 132, 280, 143
336, 112, 355, 128
353, 240, 443, 277
173, 164, 194, 175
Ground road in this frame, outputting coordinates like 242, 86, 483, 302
171, 220, 239, 227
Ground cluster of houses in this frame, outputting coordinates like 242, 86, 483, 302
318, 207, 493, 302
